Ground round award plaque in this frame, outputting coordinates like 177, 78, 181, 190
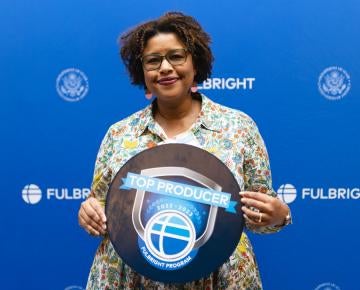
105, 143, 243, 283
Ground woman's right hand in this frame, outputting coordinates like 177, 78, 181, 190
78, 197, 107, 236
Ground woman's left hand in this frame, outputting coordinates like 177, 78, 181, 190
240, 191, 289, 227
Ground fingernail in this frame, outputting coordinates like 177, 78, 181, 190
102, 224, 107, 230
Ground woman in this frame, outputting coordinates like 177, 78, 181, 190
78, 12, 292, 289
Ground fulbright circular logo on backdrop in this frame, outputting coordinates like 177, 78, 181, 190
56, 68, 89, 102
22, 184, 42, 204
277, 184, 297, 204
64, 286, 85, 290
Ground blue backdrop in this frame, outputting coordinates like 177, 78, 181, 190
2, 0, 359, 289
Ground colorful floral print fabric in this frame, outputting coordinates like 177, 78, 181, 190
86, 94, 285, 289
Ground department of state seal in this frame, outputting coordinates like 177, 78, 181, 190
314, 282, 341, 290
318, 66, 350, 100
56, 68, 89, 102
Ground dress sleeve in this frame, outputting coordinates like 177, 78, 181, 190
88, 128, 114, 206
242, 117, 286, 234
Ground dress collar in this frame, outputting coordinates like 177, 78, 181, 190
134, 93, 221, 138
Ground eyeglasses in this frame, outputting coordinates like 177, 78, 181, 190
141, 49, 188, 71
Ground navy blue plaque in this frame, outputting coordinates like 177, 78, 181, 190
106, 144, 244, 283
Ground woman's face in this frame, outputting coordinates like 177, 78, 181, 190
142, 33, 196, 103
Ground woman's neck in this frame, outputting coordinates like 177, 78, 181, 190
156, 95, 194, 120
154, 95, 201, 138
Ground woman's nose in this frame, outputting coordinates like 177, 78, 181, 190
159, 58, 173, 73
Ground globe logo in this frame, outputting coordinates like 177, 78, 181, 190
22, 184, 42, 205
318, 66, 350, 100
144, 210, 196, 262
277, 184, 297, 204
56, 68, 89, 102
64, 286, 85, 290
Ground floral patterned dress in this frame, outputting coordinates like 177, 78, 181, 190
86, 94, 286, 289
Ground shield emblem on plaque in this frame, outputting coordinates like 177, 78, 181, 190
132, 167, 221, 269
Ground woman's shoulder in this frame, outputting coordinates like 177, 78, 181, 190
202, 95, 257, 129
105, 105, 152, 137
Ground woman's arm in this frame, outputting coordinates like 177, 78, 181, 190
78, 129, 114, 236
241, 118, 292, 233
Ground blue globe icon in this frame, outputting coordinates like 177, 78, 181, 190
144, 210, 196, 262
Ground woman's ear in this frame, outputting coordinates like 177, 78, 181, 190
191, 83, 198, 93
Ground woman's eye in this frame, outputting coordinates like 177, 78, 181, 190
146, 57, 160, 64
169, 54, 184, 60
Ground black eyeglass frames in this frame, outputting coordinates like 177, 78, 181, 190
141, 49, 188, 71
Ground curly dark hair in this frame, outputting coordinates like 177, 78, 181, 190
120, 12, 213, 88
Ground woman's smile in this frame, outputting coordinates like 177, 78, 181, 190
157, 76, 180, 85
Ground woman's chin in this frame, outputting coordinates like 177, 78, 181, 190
155, 91, 192, 103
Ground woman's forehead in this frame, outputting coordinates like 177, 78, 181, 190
143, 32, 185, 55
